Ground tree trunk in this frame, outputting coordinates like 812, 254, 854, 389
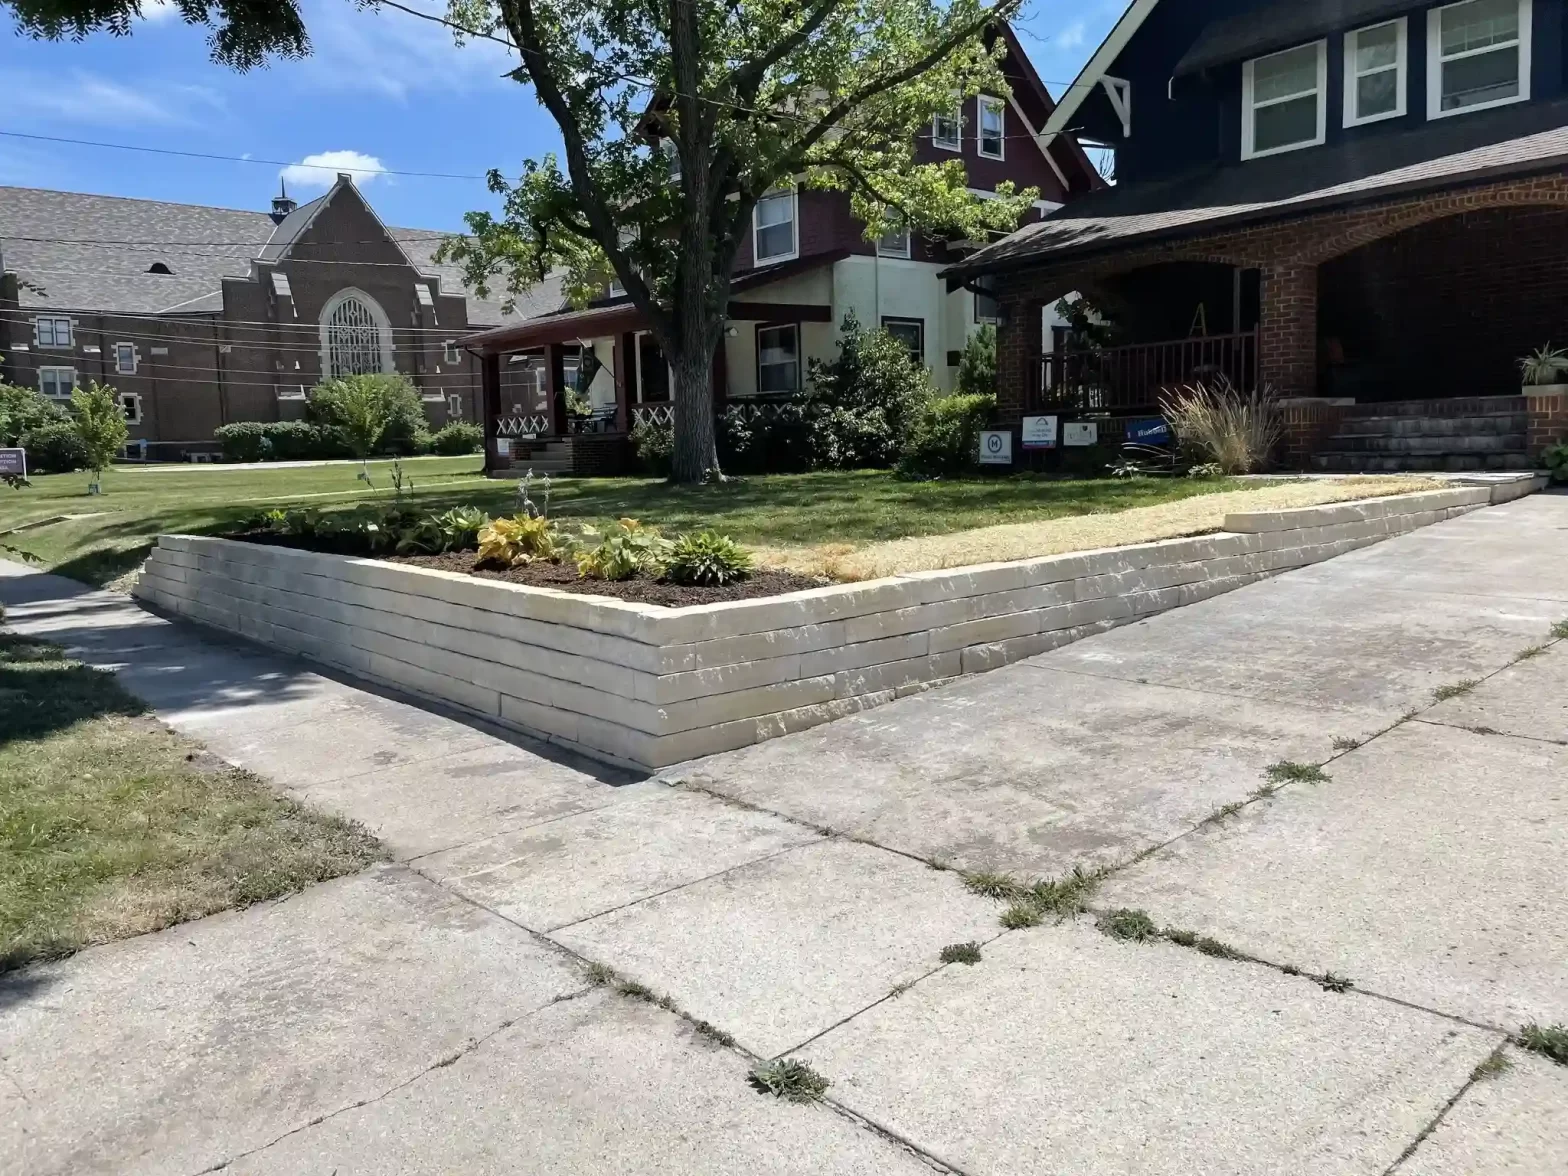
666, 306, 724, 483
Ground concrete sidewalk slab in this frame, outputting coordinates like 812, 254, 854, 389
1101, 722, 1568, 1029
1425, 644, 1568, 745
223, 989, 935, 1176
669, 665, 1365, 878
1396, 1050, 1568, 1175
803, 923, 1498, 1176
554, 839, 998, 1058
421, 785, 823, 929
0, 866, 584, 1176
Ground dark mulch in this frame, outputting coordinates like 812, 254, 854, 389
221, 532, 826, 607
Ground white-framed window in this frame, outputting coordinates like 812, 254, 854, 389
876, 216, 910, 258
38, 366, 76, 399
319, 287, 394, 379
1428, 0, 1530, 118
882, 317, 925, 361
932, 102, 962, 151
113, 341, 138, 375
977, 96, 1005, 159
33, 316, 72, 348
118, 392, 142, 424
1242, 40, 1327, 159
444, 340, 461, 364
753, 188, 798, 265
447, 393, 463, 419
1344, 19, 1408, 125
756, 324, 800, 393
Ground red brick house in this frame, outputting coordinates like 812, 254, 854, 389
943, 0, 1568, 471
0, 176, 562, 460
462, 25, 1104, 476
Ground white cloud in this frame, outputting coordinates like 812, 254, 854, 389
139, 0, 180, 22
280, 149, 388, 189
0, 69, 225, 127
1057, 21, 1087, 51
296, 0, 515, 100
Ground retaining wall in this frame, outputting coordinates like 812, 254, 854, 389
133, 481, 1536, 771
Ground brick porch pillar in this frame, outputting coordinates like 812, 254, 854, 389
995, 296, 1034, 425
1258, 261, 1318, 398
1526, 387, 1567, 457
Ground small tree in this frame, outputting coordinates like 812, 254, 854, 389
0, 382, 68, 447
307, 374, 419, 458
956, 324, 997, 397
805, 313, 933, 469
70, 381, 129, 494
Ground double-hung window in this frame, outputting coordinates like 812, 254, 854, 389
113, 342, 138, 375
753, 188, 798, 264
38, 367, 76, 400
881, 317, 924, 361
756, 324, 800, 393
34, 316, 72, 348
1344, 20, 1407, 125
876, 215, 910, 259
1429, 0, 1530, 117
1242, 41, 1327, 159
932, 103, 962, 151
977, 96, 1005, 159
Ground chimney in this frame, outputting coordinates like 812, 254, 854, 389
270, 180, 297, 224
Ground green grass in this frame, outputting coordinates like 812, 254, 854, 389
0, 632, 385, 971
939, 941, 983, 965
1264, 761, 1331, 785
749, 1058, 830, 1102
1097, 908, 1158, 942
1515, 1023, 1568, 1065
1, 460, 1245, 587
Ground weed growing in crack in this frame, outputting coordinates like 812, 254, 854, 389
1319, 972, 1354, 993
1551, 619, 1568, 640
1027, 867, 1100, 918
1471, 1048, 1512, 1081
1432, 679, 1480, 702
1401, 708, 1423, 722
1281, 964, 1301, 976
963, 871, 1023, 901
1514, 645, 1548, 663
940, 941, 983, 965
1162, 927, 1238, 958
1265, 761, 1331, 785
1097, 909, 1158, 942
693, 1020, 736, 1047
584, 962, 616, 986
1465, 724, 1502, 737
1209, 800, 1247, 822
1250, 783, 1281, 801
750, 1058, 830, 1102
1514, 1023, 1568, 1066
1331, 736, 1362, 752
889, 980, 915, 998
1000, 902, 1043, 929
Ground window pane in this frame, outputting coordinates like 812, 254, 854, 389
1253, 94, 1320, 151
757, 221, 794, 259
1252, 44, 1319, 103
756, 192, 791, 228
1355, 24, 1400, 72
883, 321, 922, 357
933, 108, 960, 145
758, 327, 798, 392
1441, 44, 1520, 108
1357, 69, 1400, 117
979, 99, 1003, 153
1441, 0, 1518, 55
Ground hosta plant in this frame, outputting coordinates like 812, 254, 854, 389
664, 531, 754, 587
575, 518, 672, 581
476, 515, 573, 568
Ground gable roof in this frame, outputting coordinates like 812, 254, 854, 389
1039, 0, 1161, 143
1175, 0, 1413, 76
0, 184, 561, 326
993, 23, 1105, 191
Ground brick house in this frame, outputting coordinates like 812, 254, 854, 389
0, 176, 562, 460
462, 25, 1104, 476
943, 0, 1568, 471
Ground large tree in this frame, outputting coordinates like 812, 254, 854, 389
439, 0, 1037, 482
5, 0, 306, 68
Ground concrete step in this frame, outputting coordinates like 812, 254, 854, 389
1310, 451, 1536, 473
1332, 414, 1529, 438
1324, 434, 1529, 455
1340, 396, 1528, 419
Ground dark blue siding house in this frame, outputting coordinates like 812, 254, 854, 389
948, 0, 1568, 471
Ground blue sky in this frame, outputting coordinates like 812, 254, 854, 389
0, 0, 1122, 232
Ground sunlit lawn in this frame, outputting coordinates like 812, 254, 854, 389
0, 456, 1245, 587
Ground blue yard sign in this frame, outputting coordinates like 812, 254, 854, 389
1127, 418, 1171, 445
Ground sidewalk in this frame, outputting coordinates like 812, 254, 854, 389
3, 494, 1566, 1174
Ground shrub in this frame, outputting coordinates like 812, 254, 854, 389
306, 373, 429, 457
1544, 442, 1568, 484
575, 518, 672, 581
1160, 379, 1283, 474
267, 420, 345, 461
475, 515, 572, 568
631, 421, 674, 478
0, 383, 67, 447
805, 313, 933, 470
431, 421, 484, 455
719, 406, 812, 474
18, 420, 89, 473
70, 381, 129, 491
664, 532, 754, 586
956, 324, 997, 397
897, 393, 995, 479
214, 421, 269, 462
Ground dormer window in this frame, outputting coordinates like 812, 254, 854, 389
1242, 40, 1327, 160
147, 262, 174, 275
977, 96, 1005, 159
1428, 0, 1530, 118
1344, 19, 1407, 126
932, 102, 961, 151
753, 187, 798, 265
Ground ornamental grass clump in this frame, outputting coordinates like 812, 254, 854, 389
1160, 378, 1284, 475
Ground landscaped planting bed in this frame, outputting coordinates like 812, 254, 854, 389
134, 479, 1540, 771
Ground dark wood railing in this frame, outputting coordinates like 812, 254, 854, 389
1033, 328, 1260, 413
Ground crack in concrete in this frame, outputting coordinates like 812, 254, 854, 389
1378, 1040, 1511, 1176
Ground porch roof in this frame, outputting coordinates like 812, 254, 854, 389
945, 103, 1568, 280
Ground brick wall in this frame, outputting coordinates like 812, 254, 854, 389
991, 170, 1568, 424
1527, 389, 1568, 456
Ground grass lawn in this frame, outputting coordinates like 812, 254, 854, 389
0, 629, 385, 971
1, 457, 1254, 587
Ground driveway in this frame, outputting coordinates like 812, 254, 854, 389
3, 493, 1565, 1174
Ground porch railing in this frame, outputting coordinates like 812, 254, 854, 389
1032, 328, 1260, 413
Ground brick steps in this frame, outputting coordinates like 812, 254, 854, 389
1311, 398, 1533, 474
1311, 451, 1535, 473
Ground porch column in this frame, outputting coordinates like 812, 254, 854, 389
613, 332, 631, 432
1258, 261, 1318, 398
480, 351, 502, 475
544, 342, 565, 435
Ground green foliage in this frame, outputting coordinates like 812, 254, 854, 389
806, 313, 934, 470
431, 421, 484, 456
0, 383, 67, 447
395, 507, 491, 555
1518, 344, 1568, 385
631, 422, 675, 478
1543, 442, 1568, 483
897, 393, 995, 479
664, 531, 754, 586
956, 324, 997, 397
575, 518, 672, 581
1187, 462, 1225, 479
475, 514, 572, 568
306, 374, 429, 458
719, 407, 813, 475
8, 0, 309, 70
939, 941, 982, 965
69, 381, 129, 489
1097, 908, 1158, 942
1264, 761, 1331, 785
212, 421, 269, 463
213, 420, 349, 463
749, 1058, 830, 1103
17, 420, 89, 474
1515, 1023, 1568, 1065
1161, 380, 1284, 475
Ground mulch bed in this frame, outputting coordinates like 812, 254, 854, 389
223, 532, 826, 607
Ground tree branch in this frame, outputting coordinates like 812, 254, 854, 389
727, 0, 846, 106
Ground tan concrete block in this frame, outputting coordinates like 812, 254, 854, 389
834, 652, 961, 698
1037, 596, 1133, 632
799, 631, 930, 677
841, 596, 979, 644
498, 691, 583, 746
900, 562, 1031, 604
637, 653, 805, 705
363, 648, 502, 720
648, 692, 896, 768
660, 674, 839, 734
664, 621, 847, 674
652, 578, 920, 645
927, 609, 1042, 655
